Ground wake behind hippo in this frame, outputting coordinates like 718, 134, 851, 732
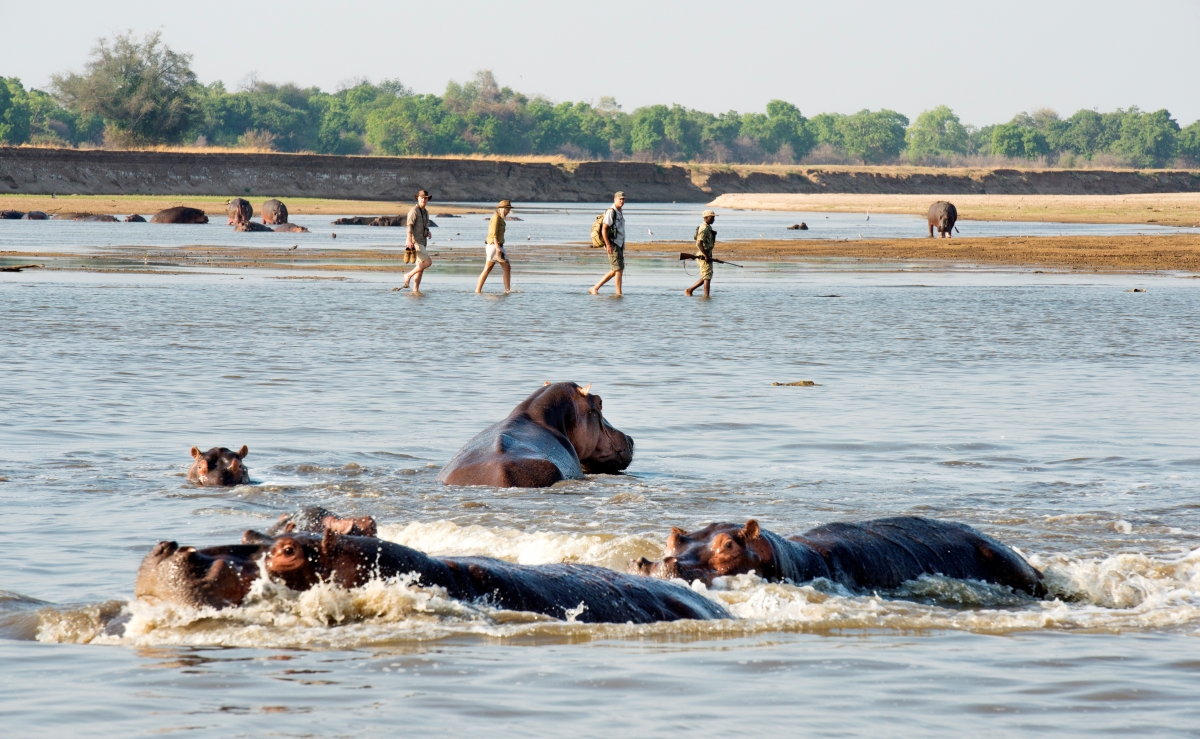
136, 528, 728, 623
633, 516, 1045, 597
438, 382, 633, 488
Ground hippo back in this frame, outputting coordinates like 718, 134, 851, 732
151, 207, 208, 224
438, 416, 583, 488
262, 199, 288, 225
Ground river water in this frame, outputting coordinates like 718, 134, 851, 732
2, 214, 1200, 735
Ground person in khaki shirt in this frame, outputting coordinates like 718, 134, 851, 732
399, 190, 433, 292
589, 191, 626, 296
476, 199, 512, 293
686, 210, 717, 297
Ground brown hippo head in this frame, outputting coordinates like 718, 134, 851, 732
265, 506, 378, 538
226, 198, 252, 225
187, 445, 251, 486
262, 199, 289, 225
538, 382, 634, 474
135, 540, 263, 608
629, 520, 772, 585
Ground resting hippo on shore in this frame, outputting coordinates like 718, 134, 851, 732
137, 528, 729, 623
927, 201, 958, 238
438, 382, 634, 488
124, 214, 147, 222
151, 206, 209, 224
631, 516, 1046, 597
22, 211, 48, 220
226, 198, 252, 225
262, 199, 288, 225
0, 210, 23, 219
187, 445, 250, 486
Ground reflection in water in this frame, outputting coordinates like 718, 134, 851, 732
1, 262, 1198, 733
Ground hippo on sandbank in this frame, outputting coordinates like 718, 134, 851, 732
927, 201, 958, 238
226, 198, 252, 225
136, 527, 729, 623
151, 206, 209, 224
1, 210, 23, 219
22, 211, 49, 220
438, 382, 634, 488
631, 516, 1046, 597
188, 445, 250, 486
124, 214, 147, 222
261, 199, 288, 225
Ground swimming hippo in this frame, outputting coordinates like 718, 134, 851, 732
135, 527, 728, 622
0, 210, 23, 219
187, 445, 250, 486
262, 199, 288, 225
331, 216, 378, 225
273, 223, 309, 233
631, 516, 1046, 597
263, 506, 378, 538
233, 221, 274, 232
124, 214, 147, 222
22, 211, 48, 220
438, 382, 634, 488
52, 213, 117, 222
226, 198, 252, 225
927, 201, 958, 238
151, 206, 209, 224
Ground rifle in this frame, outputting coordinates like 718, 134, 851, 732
679, 252, 743, 268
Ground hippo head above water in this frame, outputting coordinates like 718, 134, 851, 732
188, 445, 251, 486
630, 520, 769, 585
135, 540, 263, 608
544, 382, 634, 474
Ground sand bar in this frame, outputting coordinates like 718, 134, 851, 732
0, 194, 488, 217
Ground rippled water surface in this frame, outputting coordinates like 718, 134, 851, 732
2, 256, 1199, 736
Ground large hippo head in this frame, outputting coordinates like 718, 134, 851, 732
135, 541, 264, 608
629, 520, 771, 585
187, 445, 251, 486
534, 382, 634, 474
262, 199, 289, 225
226, 198, 252, 225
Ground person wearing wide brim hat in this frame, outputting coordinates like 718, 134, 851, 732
476, 199, 513, 293
686, 209, 718, 297
400, 190, 433, 292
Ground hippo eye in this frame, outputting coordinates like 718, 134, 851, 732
283, 545, 295, 556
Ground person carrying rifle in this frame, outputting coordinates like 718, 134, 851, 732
686, 210, 718, 297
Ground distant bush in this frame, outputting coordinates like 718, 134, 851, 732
906, 106, 968, 162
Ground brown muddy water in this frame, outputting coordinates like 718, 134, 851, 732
2, 258, 1200, 736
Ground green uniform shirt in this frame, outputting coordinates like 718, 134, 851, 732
694, 222, 715, 259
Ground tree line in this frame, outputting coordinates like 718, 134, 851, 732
1, 32, 1198, 168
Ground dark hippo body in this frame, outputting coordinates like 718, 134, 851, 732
187, 445, 250, 486
927, 201, 958, 238
52, 212, 117, 221
234, 221, 274, 232
124, 214, 147, 222
331, 216, 378, 225
226, 198, 252, 225
633, 516, 1045, 597
0, 210, 23, 219
264, 506, 377, 537
439, 382, 634, 488
262, 199, 288, 225
273, 222, 308, 233
22, 211, 48, 220
151, 206, 209, 224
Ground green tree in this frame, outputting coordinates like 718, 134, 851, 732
836, 109, 908, 163
1178, 121, 1200, 164
1111, 107, 1178, 168
51, 31, 199, 144
365, 94, 468, 155
906, 105, 969, 162
739, 100, 814, 160
0, 77, 32, 144
808, 113, 844, 148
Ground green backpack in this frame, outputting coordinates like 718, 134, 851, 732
590, 209, 612, 248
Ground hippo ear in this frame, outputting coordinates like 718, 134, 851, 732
578, 383, 592, 396
237, 445, 248, 458
320, 527, 339, 558
544, 381, 551, 386
666, 526, 687, 549
284, 522, 296, 533
742, 520, 761, 540
190, 446, 201, 459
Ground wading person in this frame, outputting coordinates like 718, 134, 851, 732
476, 200, 512, 293
400, 190, 433, 292
686, 210, 718, 297
589, 191, 626, 296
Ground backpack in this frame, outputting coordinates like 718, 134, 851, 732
590, 208, 613, 248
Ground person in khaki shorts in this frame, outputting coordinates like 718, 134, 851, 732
476, 200, 512, 293
399, 190, 433, 292
686, 210, 717, 297
589, 191, 626, 296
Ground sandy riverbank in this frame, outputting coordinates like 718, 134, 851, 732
708, 193, 1200, 228
0, 194, 488, 217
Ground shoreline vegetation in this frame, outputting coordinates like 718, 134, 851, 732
5, 235, 1200, 274
2, 32, 1198, 169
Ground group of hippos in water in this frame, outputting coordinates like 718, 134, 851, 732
0, 197, 308, 232
142, 382, 1048, 625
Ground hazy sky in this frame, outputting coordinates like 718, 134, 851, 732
4, 0, 1198, 126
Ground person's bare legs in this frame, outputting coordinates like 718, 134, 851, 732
406, 258, 432, 292
590, 269, 616, 294
500, 260, 511, 293
613, 270, 623, 297
685, 278, 704, 296
475, 261, 495, 293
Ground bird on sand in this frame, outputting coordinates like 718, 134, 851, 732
288, 245, 298, 250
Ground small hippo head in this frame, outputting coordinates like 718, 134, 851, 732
187, 445, 250, 486
629, 520, 772, 585
134, 540, 263, 609
265, 506, 378, 538
544, 382, 634, 474
264, 535, 322, 591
